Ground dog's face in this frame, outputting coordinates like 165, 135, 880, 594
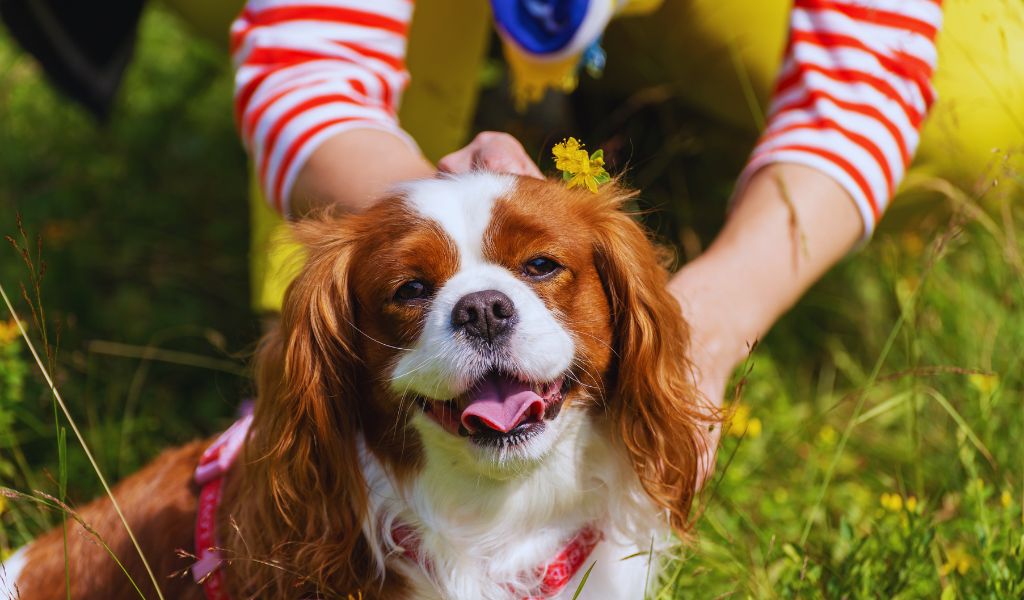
244, 174, 707, 593
347, 174, 617, 466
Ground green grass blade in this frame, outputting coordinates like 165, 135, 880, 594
0, 282, 165, 600
570, 560, 597, 600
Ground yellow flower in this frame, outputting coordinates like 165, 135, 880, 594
551, 137, 611, 193
817, 424, 837, 447
968, 373, 999, 395
0, 319, 22, 346
940, 545, 975, 576
905, 495, 919, 513
726, 404, 761, 439
880, 492, 904, 512
552, 137, 586, 172
1001, 490, 1012, 509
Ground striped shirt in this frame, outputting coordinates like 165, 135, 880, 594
232, 0, 942, 233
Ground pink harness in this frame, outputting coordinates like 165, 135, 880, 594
192, 417, 602, 599
192, 414, 251, 600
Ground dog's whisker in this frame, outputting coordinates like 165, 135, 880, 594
566, 326, 620, 359
340, 315, 415, 352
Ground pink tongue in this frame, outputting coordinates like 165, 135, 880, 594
461, 374, 545, 434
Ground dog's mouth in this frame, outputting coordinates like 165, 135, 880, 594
416, 371, 569, 447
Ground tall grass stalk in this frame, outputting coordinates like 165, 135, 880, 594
1, 488, 147, 599
0, 282, 165, 600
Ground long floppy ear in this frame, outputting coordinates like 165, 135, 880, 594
227, 217, 371, 595
590, 185, 711, 535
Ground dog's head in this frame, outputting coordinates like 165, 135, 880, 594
240, 173, 708, 591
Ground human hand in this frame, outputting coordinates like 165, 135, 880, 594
437, 132, 543, 178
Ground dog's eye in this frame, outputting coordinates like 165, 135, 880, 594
395, 280, 430, 302
523, 256, 561, 279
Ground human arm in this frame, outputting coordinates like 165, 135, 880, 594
682, 0, 943, 482
231, 0, 432, 216
671, 164, 862, 482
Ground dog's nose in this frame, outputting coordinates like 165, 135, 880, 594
451, 290, 516, 343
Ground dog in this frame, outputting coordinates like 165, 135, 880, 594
2, 173, 709, 599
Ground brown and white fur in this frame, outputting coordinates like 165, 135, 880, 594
3, 173, 709, 599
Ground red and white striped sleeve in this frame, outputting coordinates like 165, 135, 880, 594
740, 0, 942, 236
230, 0, 416, 215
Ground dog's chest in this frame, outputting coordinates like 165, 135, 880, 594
394, 536, 655, 600
360, 432, 665, 600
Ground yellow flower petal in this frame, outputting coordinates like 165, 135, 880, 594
726, 404, 750, 437
968, 373, 999, 395
941, 545, 975, 576
552, 137, 610, 193
880, 493, 904, 512
0, 319, 22, 346
817, 424, 837, 446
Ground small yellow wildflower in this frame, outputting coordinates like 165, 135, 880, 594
880, 492, 904, 512
817, 424, 837, 447
552, 137, 586, 172
968, 373, 999, 395
551, 137, 611, 193
726, 404, 761, 439
905, 495, 919, 513
940, 545, 975, 576
0, 319, 22, 346
1001, 490, 1012, 509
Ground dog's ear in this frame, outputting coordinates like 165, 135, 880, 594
589, 185, 710, 535
230, 217, 371, 595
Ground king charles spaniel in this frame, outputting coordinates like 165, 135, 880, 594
3, 173, 710, 600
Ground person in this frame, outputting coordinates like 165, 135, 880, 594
229, 0, 1024, 483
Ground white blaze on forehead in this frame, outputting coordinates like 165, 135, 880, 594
1, 546, 27, 598
397, 172, 514, 267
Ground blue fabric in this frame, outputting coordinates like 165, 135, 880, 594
490, 0, 592, 54
582, 37, 606, 77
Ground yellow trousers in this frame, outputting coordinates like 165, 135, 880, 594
162, 0, 1024, 313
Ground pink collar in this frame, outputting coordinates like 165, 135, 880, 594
192, 417, 603, 599
392, 523, 603, 599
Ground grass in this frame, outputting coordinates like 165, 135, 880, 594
2, 6, 1023, 599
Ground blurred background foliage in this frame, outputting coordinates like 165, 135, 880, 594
1, 5, 1022, 599
0, 8, 252, 502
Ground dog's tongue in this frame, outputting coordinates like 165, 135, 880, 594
461, 373, 545, 434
